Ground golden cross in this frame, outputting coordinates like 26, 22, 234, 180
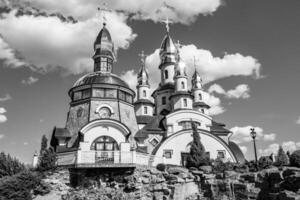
97, 2, 112, 25
138, 50, 146, 65
161, 17, 173, 32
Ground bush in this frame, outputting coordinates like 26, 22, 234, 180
0, 170, 44, 200
258, 156, 273, 169
0, 152, 26, 178
290, 150, 300, 167
275, 146, 289, 166
37, 148, 57, 172
156, 163, 166, 172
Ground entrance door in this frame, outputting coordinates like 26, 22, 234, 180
181, 152, 189, 167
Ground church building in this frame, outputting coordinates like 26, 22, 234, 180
48, 18, 245, 169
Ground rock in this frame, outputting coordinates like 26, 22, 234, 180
142, 171, 150, 178
277, 190, 300, 200
225, 170, 239, 179
176, 177, 185, 183
188, 167, 198, 171
164, 174, 177, 181
283, 167, 300, 178
216, 173, 224, 179
199, 165, 212, 174
178, 172, 188, 179
281, 174, 300, 192
167, 166, 188, 175
141, 177, 149, 184
240, 173, 257, 183
150, 168, 160, 175
190, 170, 203, 176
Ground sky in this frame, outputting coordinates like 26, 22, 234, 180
0, 0, 300, 164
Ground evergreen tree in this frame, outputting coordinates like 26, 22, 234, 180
0, 151, 25, 178
37, 148, 57, 172
275, 146, 289, 166
186, 121, 209, 168
40, 135, 48, 155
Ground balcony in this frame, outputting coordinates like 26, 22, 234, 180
56, 150, 164, 168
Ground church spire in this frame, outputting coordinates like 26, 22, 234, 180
93, 4, 115, 73
137, 51, 149, 86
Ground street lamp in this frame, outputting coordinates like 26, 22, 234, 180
250, 128, 258, 170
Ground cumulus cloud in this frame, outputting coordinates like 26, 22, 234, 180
29, 0, 222, 24
0, 10, 137, 74
259, 141, 300, 156
0, 94, 12, 102
0, 36, 26, 67
206, 94, 225, 115
0, 134, 4, 140
0, 107, 7, 123
21, 76, 39, 85
230, 126, 276, 144
296, 116, 300, 124
208, 83, 250, 99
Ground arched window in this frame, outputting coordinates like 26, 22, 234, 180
183, 98, 187, 107
144, 106, 148, 114
164, 70, 168, 79
162, 96, 166, 105
199, 93, 202, 100
90, 136, 119, 151
143, 90, 146, 97
181, 81, 185, 89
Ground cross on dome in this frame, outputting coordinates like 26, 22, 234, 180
138, 50, 147, 65
161, 17, 173, 33
97, 2, 112, 26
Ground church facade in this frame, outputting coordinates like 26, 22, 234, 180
49, 20, 245, 168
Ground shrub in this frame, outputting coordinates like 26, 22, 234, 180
37, 147, 57, 172
0, 170, 44, 200
0, 152, 26, 178
275, 146, 289, 166
290, 150, 300, 167
156, 163, 166, 172
186, 122, 209, 168
258, 156, 273, 169
40, 135, 48, 155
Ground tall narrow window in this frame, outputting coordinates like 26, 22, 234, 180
183, 98, 187, 107
181, 81, 185, 89
162, 96, 166, 105
199, 93, 202, 100
164, 70, 168, 79
201, 108, 205, 113
143, 90, 146, 97
144, 106, 148, 114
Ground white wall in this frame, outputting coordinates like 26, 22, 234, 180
153, 130, 236, 166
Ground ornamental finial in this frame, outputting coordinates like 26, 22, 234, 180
161, 17, 173, 33
97, 2, 112, 26
138, 50, 146, 65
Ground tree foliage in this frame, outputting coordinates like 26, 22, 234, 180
40, 135, 48, 155
37, 147, 57, 172
0, 152, 26, 178
258, 155, 273, 169
275, 146, 289, 166
290, 150, 300, 167
186, 121, 209, 168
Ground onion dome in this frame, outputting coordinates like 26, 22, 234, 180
174, 60, 187, 77
192, 70, 203, 90
137, 64, 149, 86
93, 24, 115, 73
73, 71, 129, 88
159, 33, 177, 65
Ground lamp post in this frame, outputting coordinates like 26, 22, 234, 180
250, 128, 258, 170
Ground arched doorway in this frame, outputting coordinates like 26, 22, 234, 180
91, 136, 119, 163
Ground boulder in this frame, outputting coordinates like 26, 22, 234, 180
225, 170, 239, 179
199, 165, 212, 174
167, 166, 188, 175
240, 173, 257, 183
277, 190, 300, 200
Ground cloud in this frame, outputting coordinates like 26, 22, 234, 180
263, 133, 276, 141
29, 0, 222, 24
0, 10, 137, 74
230, 126, 276, 144
259, 141, 300, 156
0, 107, 7, 123
206, 94, 225, 115
120, 69, 137, 93
21, 76, 39, 85
296, 116, 300, 124
208, 83, 250, 99
180, 45, 261, 83
0, 94, 12, 102
23, 142, 29, 145
0, 134, 4, 140
239, 146, 248, 155
0, 36, 26, 67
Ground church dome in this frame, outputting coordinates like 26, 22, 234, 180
159, 34, 177, 64
175, 60, 187, 77
94, 25, 112, 49
73, 72, 129, 88
93, 25, 115, 61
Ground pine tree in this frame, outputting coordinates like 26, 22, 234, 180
40, 135, 48, 155
275, 146, 289, 166
186, 121, 209, 168
37, 148, 57, 172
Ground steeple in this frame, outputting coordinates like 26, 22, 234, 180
93, 4, 115, 73
174, 40, 188, 92
134, 51, 154, 116
191, 68, 210, 114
